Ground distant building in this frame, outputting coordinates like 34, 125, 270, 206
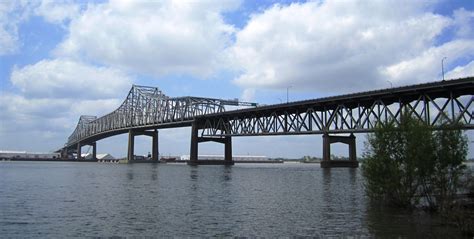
179, 154, 268, 161
134, 155, 146, 160
81, 153, 115, 160
0, 150, 59, 159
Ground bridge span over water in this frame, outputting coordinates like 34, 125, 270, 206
59, 77, 473, 167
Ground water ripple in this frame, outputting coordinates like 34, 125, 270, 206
0, 162, 462, 237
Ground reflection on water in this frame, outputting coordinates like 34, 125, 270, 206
366, 204, 457, 238
0, 162, 462, 237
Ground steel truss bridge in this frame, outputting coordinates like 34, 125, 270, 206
60, 77, 473, 167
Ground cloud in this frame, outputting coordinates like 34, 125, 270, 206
230, 1, 472, 94
0, 93, 70, 124
71, 98, 122, 116
0, 1, 31, 55
240, 88, 256, 102
0, 91, 124, 133
55, 0, 239, 78
0, 0, 80, 55
34, 0, 80, 24
4, 58, 133, 151
382, 39, 474, 84
0, 94, 74, 150
453, 8, 474, 38
0, 92, 124, 151
11, 58, 132, 99
446, 60, 474, 79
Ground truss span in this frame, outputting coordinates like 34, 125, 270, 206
198, 77, 474, 137
63, 77, 473, 153
66, 85, 256, 148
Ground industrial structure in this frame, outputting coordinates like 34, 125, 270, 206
0, 150, 60, 160
58, 77, 474, 167
179, 155, 269, 161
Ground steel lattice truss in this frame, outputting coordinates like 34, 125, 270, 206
67, 85, 255, 147
200, 77, 474, 137
64, 77, 473, 149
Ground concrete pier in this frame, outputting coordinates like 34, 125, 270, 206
127, 129, 134, 161
77, 142, 82, 160
321, 133, 359, 168
76, 141, 97, 160
91, 142, 97, 161
189, 121, 234, 165
127, 129, 159, 161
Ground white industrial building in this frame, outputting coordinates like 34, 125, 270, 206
81, 153, 115, 160
0, 150, 60, 159
179, 154, 268, 161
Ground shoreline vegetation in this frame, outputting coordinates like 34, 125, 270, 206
362, 112, 474, 235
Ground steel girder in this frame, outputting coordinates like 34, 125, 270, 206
199, 77, 474, 137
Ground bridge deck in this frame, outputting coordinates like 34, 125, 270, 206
198, 77, 473, 119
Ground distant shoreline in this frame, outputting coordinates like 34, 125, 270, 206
1, 158, 284, 164
3, 158, 474, 165
1, 158, 97, 162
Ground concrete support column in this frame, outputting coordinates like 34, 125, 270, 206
190, 122, 198, 164
91, 142, 97, 160
152, 129, 159, 161
127, 130, 135, 161
322, 134, 330, 161
77, 142, 82, 160
321, 133, 358, 168
224, 136, 232, 162
349, 133, 356, 161
188, 121, 233, 165
61, 149, 68, 159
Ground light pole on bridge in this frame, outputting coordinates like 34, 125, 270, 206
286, 86, 292, 104
442, 56, 447, 81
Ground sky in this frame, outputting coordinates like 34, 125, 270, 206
0, 0, 473, 159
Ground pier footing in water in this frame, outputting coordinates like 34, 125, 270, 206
320, 160, 359, 168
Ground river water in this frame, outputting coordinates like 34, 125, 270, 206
0, 162, 463, 237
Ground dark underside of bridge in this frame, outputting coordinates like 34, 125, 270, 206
60, 77, 473, 167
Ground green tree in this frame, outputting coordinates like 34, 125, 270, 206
362, 113, 435, 207
362, 112, 469, 211
428, 120, 468, 212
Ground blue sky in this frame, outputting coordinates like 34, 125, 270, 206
0, 0, 473, 158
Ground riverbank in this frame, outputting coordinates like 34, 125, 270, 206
2, 158, 98, 162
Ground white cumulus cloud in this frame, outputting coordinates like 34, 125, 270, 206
0, 1, 30, 55
0, 93, 123, 151
230, 1, 472, 94
446, 60, 474, 79
55, 0, 239, 78
34, 0, 80, 24
382, 39, 474, 84
453, 8, 474, 38
0, 0, 80, 55
11, 58, 132, 99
